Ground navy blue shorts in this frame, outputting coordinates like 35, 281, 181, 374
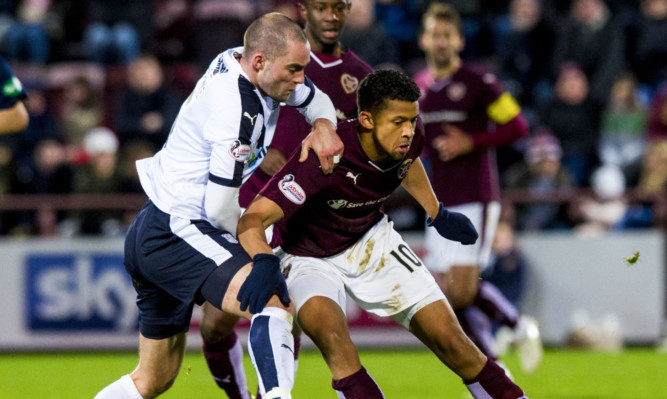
124, 201, 251, 339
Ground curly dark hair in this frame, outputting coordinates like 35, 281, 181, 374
357, 69, 421, 114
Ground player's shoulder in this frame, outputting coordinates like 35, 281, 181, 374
342, 50, 373, 73
336, 118, 359, 141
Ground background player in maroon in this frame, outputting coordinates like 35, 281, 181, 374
200, 2, 372, 398
416, 2, 541, 373
238, 70, 527, 399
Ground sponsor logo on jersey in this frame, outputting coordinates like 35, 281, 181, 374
346, 171, 361, 185
446, 82, 466, 102
279, 174, 306, 204
327, 199, 348, 209
398, 159, 413, 179
327, 195, 390, 209
341, 73, 359, 94
228, 140, 252, 162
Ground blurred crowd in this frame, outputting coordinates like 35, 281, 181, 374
0, 0, 666, 236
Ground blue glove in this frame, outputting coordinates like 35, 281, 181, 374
237, 253, 291, 314
427, 203, 479, 245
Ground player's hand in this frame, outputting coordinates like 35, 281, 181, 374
299, 118, 343, 174
427, 203, 478, 245
259, 148, 287, 176
432, 124, 474, 161
237, 253, 290, 314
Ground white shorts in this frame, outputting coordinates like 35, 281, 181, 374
278, 215, 445, 329
424, 201, 501, 273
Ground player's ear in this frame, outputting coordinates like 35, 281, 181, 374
298, 1, 307, 19
252, 54, 266, 71
358, 110, 374, 130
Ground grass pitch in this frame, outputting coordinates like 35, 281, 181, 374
0, 348, 664, 398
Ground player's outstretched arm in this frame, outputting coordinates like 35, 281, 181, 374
400, 157, 440, 219
300, 118, 343, 174
237, 195, 284, 257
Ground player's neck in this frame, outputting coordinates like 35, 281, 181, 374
357, 129, 386, 162
430, 57, 461, 80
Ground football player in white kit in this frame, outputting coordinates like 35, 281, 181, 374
94, 13, 342, 399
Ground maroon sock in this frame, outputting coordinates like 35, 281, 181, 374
332, 366, 384, 399
473, 282, 519, 328
464, 359, 527, 399
202, 331, 249, 399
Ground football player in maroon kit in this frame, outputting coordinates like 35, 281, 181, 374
237, 69, 527, 399
199, 2, 373, 398
416, 2, 542, 374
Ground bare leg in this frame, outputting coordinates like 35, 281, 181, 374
96, 332, 187, 398
298, 296, 384, 398
409, 300, 526, 398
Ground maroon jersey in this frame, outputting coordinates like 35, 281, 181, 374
259, 118, 424, 258
239, 49, 373, 207
418, 63, 523, 206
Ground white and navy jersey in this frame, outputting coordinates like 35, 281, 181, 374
137, 46, 333, 221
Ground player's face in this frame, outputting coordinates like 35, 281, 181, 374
371, 99, 419, 160
420, 17, 463, 68
257, 41, 311, 102
300, 0, 351, 51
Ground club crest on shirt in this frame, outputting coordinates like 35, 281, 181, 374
446, 82, 466, 102
279, 174, 306, 204
228, 140, 252, 162
341, 73, 359, 94
398, 159, 413, 179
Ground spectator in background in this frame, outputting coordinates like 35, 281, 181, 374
551, 0, 623, 105
82, 0, 150, 65
10, 138, 73, 235
598, 72, 648, 186
113, 54, 180, 151
2, 0, 50, 63
539, 64, 603, 186
70, 127, 124, 236
13, 82, 59, 167
569, 163, 628, 236
503, 132, 574, 231
636, 139, 667, 195
340, 0, 400, 68
59, 75, 103, 148
191, 0, 254, 73
647, 83, 667, 140
482, 221, 527, 309
493, 0, 556, 109
151, 0, 194, 63
632, 0, 667, 88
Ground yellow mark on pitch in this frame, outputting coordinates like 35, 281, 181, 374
186, 364, 191, 375
625, 251, 640, 265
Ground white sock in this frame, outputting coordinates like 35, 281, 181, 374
247, 307, 294, 398
95, 374, 143, 399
